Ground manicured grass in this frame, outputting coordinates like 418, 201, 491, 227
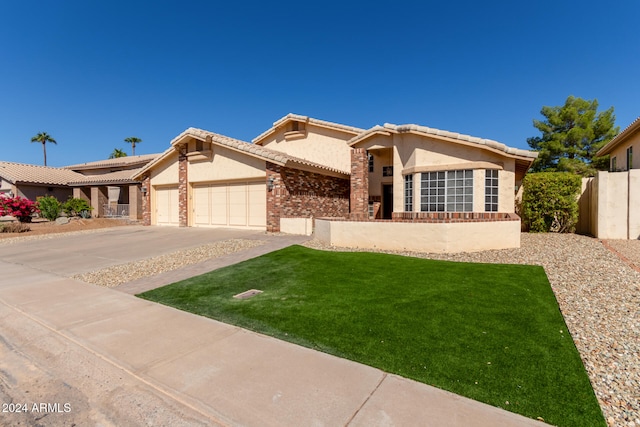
138, 245, 604, 427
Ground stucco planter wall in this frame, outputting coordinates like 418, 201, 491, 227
315, 217, 521, 253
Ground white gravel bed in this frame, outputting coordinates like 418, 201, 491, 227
73, 239, 264, 288
304, 233, 640, 427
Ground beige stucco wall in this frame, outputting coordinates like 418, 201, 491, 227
260, 124, 353, 172
629, 170, 640, 239
356, 133, 518, 213
280, 217, 313, 235
189, 146, 265, 183
315, 219, 521, 252
16, 185, 72, 201
608, 131, 639, 171
150, 152, 179, 185
590, 170, 638, 239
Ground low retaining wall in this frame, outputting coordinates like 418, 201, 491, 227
315, 214, 521, 253
280, 217, 313, 236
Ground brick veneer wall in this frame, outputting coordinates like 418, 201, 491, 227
178, 149, 188, 227
392, 212, 519, 222
319, 212, 519, 223
141, 175, 151, 225
350, 148, 369, 219
266, 162, 349, 232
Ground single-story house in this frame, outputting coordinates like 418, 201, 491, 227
578, 117, 640, 239
134, 114, 538, 252
0, 154, 159, 221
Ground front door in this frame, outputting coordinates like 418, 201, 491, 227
382, 184, 393, 219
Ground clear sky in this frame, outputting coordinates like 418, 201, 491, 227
1, 1, 639, 167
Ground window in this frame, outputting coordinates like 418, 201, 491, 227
382, 166, 394, 177
627, 146, 633, 170
368, 152, 374, 172
612, 156, 617, 172
404, 174, 413, 211
485, 169, 499, 212
420, 170, 473, 212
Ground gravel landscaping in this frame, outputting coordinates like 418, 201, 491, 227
73, 239, 265, 288
304, 234, 640, 427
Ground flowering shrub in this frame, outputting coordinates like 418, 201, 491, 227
0, 196, 40, 222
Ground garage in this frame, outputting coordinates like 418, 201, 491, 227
192, 180, 266, 229
155, 186, 179, 226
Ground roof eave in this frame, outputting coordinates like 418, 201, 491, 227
596, 116, 640, 157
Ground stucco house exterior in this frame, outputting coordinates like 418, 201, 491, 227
135, 114, 538, 252
578, 117, 640, 239
0, 154, 158, 221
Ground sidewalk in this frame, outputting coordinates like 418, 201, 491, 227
0, 228, 544, 426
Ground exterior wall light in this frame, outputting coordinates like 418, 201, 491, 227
267, 176, 275, 191
141, 186, 148, 195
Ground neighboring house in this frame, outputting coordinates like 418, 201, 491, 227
579, 117, 640, 239
65, 154, 158, 220
0, 154, 159, 221
0, 162, 81, 200
135, 114, 538, 252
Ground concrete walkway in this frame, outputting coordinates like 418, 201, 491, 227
0, 226, 544, 426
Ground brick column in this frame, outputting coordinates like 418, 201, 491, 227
350, 148, 369, 219
141, 175, 151, 225
178, 148, 188, 227
266, 162, 283, 232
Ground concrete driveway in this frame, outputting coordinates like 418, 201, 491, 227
0, 226, 542, 426
0, 225, 265, 276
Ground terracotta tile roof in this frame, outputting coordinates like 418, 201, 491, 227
67, 169, 144, 186
65, 153, 159, 171
596, 116, 640, 156
0, 162, 86, 186
135, 128, 350, 179
349, 123, 538, 159
252, 113, 365, 145
182, 128, 351, 175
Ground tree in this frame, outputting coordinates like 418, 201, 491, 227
30, 132, 57, 166
527, 96, 619, 176
124, 137, 142, 156
109, 148, 128, 159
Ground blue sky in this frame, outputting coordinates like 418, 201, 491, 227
1, 1, 638, 167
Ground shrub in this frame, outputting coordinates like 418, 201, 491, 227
521, 172, 582, 233
0, 196, 39, 222
0, 222, 31, 233
37, 196, 62, 221
62, 197, 92, 218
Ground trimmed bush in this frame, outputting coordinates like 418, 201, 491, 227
37, 196, 62, 221
521, 172, 582, 233
62, 197, 92, 218
0, 222, 31, 233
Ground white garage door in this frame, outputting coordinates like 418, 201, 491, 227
155, 186, 179, 226
193, 181, 266, 229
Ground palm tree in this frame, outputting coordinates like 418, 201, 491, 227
109, 148, 128, 159
124, 136, 142, 156
30, 132, 57, 166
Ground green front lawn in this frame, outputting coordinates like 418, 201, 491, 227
138, 245, 604, 427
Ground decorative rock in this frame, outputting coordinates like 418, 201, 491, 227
55, 217, 70, 225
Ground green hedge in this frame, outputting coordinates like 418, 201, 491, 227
522, 172, 582, 233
